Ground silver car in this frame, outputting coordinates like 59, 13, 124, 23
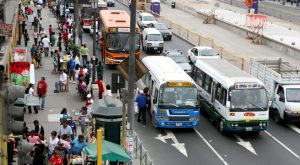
149, 23, 172, 41
162, 50, 192, 74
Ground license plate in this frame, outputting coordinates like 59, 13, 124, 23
176, 123, 182, 126
154, 47, 158, 50
245, 127, 252, 131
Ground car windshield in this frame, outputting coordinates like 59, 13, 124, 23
159, 86, 198, 108
286, 88, 300, 102
143, 15, 156, 21
155, 24, 168, 30
199, 49, 217, 56
148, 34, 161, 41
106, 33, 140, 52
170, 56, 187, 63
230, 89, 268, 111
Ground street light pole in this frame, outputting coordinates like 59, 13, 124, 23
127, 0, 137, 137
91, 0, 98, 83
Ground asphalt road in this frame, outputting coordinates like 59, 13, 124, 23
82, 2, 300, 165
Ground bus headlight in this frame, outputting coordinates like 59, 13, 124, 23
189, 117, 199, 121
156, 116, 168, 121
106, 54, 113, 59
160, 110, 166, 114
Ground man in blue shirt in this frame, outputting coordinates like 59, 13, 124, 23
135, 90, 148, 124
71, 135, 87, 155
69, 56, 76, 83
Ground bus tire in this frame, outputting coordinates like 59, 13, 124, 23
152, 113, 157, 128
218, 119, 224, 133
273, 109, 282, 124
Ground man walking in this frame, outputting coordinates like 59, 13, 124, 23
37, 77, 48, 110
135, 90, 148, 124
42, 35, 50, 57
80, 44, 89, 67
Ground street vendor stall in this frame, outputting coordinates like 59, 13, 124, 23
83, 140, 131, 165
60, 55, 71, 72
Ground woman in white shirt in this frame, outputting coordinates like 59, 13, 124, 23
49, 131, 59, 156
24, 83, 39, 114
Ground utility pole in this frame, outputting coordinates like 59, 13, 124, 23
91, 0, 98, 83
127, 0, 137, 137
73, 0, 79, 42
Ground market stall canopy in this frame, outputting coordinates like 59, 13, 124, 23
84, 140, 131, 162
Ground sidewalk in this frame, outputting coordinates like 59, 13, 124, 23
17, 3, 140, 165
159, 0, 300, 66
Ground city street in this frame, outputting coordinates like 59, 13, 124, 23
13, 0, 300, 165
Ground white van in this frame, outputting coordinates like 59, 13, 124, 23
142, 28, 164, 54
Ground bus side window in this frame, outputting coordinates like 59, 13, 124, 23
220, 87, 227, 105
204, 75, 212, 94
153, 88, 158, 104
215, 84, 221, 101
200, 72, 206, 87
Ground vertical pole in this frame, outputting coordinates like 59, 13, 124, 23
92, 3, 97, 83
97, 128, 103, 165
121, 89, 128, 149
128, 0, 137, 141
73, 0, 79, 41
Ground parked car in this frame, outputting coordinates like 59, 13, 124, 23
106, 0, 115, 7
187, 46, 220, 63
149, 22, 172, 41
162, 49, 192, 74
137, 12, 157, 30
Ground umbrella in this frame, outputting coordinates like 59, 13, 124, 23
85, 140, 131, 162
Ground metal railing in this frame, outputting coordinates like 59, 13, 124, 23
133, 131, 153, 165
142, 5, 249, 71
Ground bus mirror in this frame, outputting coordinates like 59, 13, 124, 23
226, 101, 230, 107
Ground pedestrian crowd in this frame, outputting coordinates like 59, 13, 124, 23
12, 0, 112, 164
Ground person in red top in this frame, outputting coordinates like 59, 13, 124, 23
95, 78, 104, 99
63, 30, 68, 45
49, 25, 53, 43
49, 149, 64, 165
37, 77, 48, 110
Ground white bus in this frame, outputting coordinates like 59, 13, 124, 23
139, 56, 200, 128
192, 59, 268, 133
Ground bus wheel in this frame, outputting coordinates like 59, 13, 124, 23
274, 110, 282, 124
218, 120, 224, 133
152, 114, 157, 128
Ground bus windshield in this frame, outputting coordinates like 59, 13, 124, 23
230, 89, 268, 111
286, 88, 300, 102
159, 86, 198, 108
106, 33, 140, 52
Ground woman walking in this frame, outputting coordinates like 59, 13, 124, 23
24, 29, 29, 47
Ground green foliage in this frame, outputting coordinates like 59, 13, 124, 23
69, 40, 80, 55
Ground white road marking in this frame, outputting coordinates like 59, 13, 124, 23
264, 131, 300, 159
233, 134, 257, 155
154, 130, 188, 157
194, 129, 229, 165
287, 124, 300, 135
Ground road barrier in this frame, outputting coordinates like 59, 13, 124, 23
142, 4, 249, 71
133, 131, 153, 165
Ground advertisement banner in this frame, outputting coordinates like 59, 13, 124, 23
12, 47, 27, 62
10, 62, 31, 87
0, 23, 13, 36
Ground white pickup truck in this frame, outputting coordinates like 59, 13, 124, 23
250, 57, 300, 123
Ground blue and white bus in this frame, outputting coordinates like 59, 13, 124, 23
139, 56, 200, 128
192, 59, 269, 133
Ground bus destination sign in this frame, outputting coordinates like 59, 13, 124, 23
235, 83, 261, 89
167, 82, 192, 87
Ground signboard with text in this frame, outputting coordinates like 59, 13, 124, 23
0, 23, 13, 36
